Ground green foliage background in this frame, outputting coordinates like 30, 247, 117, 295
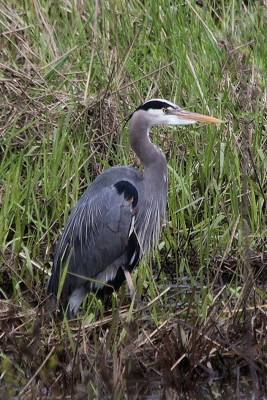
0, 0, 266, 398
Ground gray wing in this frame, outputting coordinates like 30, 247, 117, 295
48, 182, 137, 302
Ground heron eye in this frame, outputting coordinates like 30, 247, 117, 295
163, 108, 168, 114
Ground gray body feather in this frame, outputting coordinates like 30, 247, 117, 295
47, 164, 167, 317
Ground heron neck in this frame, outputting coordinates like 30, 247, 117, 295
129, 112, 167, 178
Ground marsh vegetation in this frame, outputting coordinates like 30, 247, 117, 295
0, 0, 266, 398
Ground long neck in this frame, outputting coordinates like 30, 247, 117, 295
129, 110, 168, 255
129, 111, 167, 179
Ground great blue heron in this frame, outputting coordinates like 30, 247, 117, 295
47, 99, 223, 318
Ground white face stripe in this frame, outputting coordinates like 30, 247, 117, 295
146, 108, 168, 117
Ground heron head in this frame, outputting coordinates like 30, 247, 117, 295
134, 99, 224, 126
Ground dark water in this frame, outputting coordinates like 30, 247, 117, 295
2, 380, 266, 400
126, 378, 267, 400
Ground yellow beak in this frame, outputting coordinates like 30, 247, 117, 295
172, 109, 224, 124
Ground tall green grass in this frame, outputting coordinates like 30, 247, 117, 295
0, 0, 266, 397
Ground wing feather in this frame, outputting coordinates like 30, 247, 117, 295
48, 183, 136, 303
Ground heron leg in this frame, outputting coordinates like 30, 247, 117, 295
123, 267, 135, 299
122, 267, 142, 307
68, 286, 88, 318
